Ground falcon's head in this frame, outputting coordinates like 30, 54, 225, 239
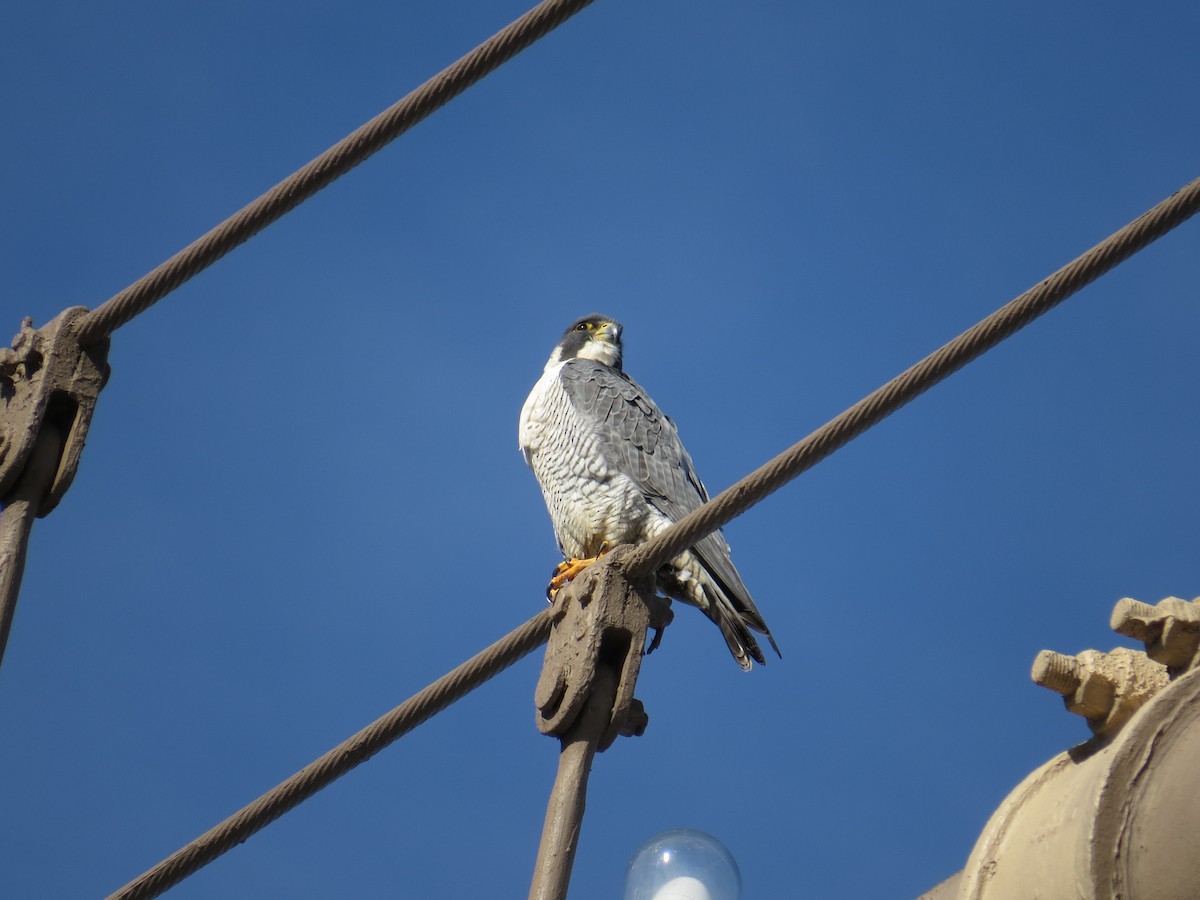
548, 314, 623, 371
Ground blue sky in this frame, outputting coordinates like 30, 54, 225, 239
2, 2, 1198, 897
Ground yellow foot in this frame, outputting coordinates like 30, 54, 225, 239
546, 544, 610, 600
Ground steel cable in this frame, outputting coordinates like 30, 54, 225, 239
104, 175, 1198, 898
106, 608, 553, 900
26, 0, 1195, 892
75, 0, 597, 347
627, 175, 1200, 580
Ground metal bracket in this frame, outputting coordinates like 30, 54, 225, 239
529, 546, 673, 900
0, 307, 110, 515
534, 544, 672, 751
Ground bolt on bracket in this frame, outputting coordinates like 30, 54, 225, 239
1031, 595, 1200, 737
1111, 596, 1200, 674
1031, 647, 1168, 737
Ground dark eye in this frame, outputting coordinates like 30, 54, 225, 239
575, 322, 590, 331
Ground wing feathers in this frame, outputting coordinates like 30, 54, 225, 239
558, 359, 780, 665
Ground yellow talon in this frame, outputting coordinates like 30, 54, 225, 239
546, 544, 611, 600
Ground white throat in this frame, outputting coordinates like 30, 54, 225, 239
573, 340, 621, 368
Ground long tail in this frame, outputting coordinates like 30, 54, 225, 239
702, 580, 777, 671
656, 545, 781, 670
690, 533, 781, 670
696, 542, 787, 672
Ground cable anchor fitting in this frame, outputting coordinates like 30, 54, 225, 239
0, 308, 110, 515
534, 544, 672, 749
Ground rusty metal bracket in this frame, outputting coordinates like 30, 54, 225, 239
0, 307, 109, 672
0, 307, 110, 516
534, 545, 672, 751
529, 545, 672, 900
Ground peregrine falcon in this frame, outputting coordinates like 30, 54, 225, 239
519, 314, 780, 670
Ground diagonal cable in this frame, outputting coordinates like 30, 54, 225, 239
75, 0, 597, 346
100, 175, 1199, 899
627, 175, 1200, 579
106, 609, 552, 900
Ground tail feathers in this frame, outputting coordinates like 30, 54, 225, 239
657, 554, 780, 671
702, 575, 781, 670
732, 601, 781, 661
709, 599, 764, 672
761, 625, 782, 661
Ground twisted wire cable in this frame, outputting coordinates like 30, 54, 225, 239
75, 0, 597, 346
627, 175, 1200, 579
106, 609, 553, 900
103, 173, 1200, 896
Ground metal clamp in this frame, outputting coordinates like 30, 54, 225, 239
529, 545, 673, 900
0, 307, 110, 515
534, 544, 672, 750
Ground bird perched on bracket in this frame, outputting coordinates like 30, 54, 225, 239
519, 314, 780, 671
